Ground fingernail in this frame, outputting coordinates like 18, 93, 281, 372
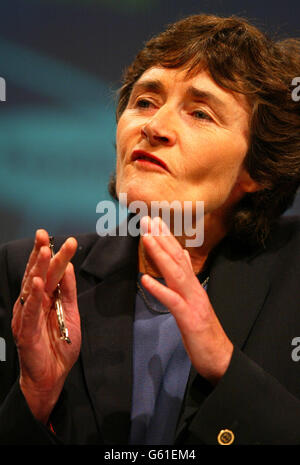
150, 217, 160, 236
140, 216, 150, 236
161, 219, 170, 235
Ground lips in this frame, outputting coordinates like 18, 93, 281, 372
131, 150, 169, 172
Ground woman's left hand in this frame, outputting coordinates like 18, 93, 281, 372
140, 216, 233, 385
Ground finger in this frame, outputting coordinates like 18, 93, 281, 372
153, 217, 197, 280
141, 216, 190, 272
21, 229, 50, 288
154, 217, 191, 269
140, 215, 161, 236
45, 237, 78, 295
183, 249, 193, 271
141, 273, 211, 334
142, 233, 187, 296
21, 245, 51, 301
145, 217, 191, 272
17, 276, 44, 344
141, 273, 185, 315
152, 217, 207, 298
15, 245, 51, 324
142, 225, 196, 299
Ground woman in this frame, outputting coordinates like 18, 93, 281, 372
0, 14, 299, 445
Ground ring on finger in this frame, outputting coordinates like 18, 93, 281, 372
20, 295, 26, 305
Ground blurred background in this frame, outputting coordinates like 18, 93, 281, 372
0, 0, 299, 244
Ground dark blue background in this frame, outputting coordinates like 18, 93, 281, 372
0, 0, 299, 243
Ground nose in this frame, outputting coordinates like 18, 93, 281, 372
141, 107, 177, 146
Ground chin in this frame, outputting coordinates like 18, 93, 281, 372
116, 181, 154, 208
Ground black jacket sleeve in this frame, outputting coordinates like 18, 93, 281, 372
183, 346, 300, 445
0, 240, 61, 445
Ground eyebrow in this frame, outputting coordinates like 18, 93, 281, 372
130, 79, 228, 121
130, 79, 164, 96
186, 86, 227, 111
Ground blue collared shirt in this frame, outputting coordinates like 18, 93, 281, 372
129, 272, 208, 445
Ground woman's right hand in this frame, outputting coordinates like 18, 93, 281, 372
11, 229, 81, 424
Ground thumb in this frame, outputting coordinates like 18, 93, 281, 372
59, 262, 77, 305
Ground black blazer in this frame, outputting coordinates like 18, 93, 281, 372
0, 216, 300, 445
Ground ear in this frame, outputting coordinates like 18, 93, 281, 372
237, 168, 262, 194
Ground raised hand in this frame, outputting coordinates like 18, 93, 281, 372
140, 216, 233, 385
12, 229, 81, 423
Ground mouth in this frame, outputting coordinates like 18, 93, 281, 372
131, 150, 169, 172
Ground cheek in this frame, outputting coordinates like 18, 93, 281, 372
116, 119, 126, 158
183, 134, 249, 202
116, 118, 129, 176
115, 115, 138, 192
205, 135, 248, 177
116, 112, 141, 152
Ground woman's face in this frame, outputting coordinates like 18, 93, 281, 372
116, 66, 258, 227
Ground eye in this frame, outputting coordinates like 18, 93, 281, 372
192, 109, 212, 121
136, 98, 153, 109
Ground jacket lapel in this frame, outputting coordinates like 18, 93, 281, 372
77, 231, 139, 444
208, 241, 272, 347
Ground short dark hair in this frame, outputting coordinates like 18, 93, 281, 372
109, 14, 300, 246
